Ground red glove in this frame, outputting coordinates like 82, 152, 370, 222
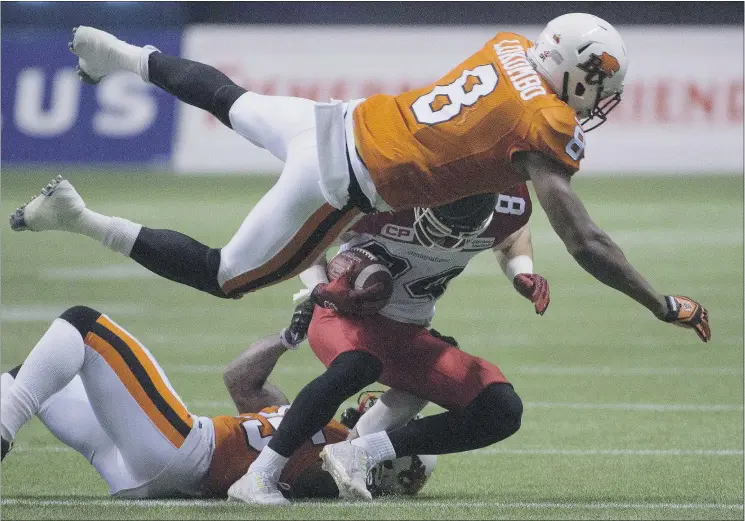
309, 269, 384, 316
513, 273, 550, 315
662, 295, 711, 343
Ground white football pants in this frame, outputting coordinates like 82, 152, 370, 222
1, 316, 212, 497
216, 92, 362, 297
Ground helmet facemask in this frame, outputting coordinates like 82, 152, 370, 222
580, 90, 622, 131
413, 193, 497, 252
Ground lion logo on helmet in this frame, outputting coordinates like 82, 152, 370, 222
577, 52, 620, 85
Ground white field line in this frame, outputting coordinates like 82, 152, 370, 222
475, 448, 744, 456
510, 366, 744, 376
526, 229, 741, 247
185, 399, 743, 413
41, 265, 156, 280
0, 498, 742, 510
165, 364, 744, 377
0, 304, 143, 323
13, 445, 742, 458
526, 402, 744, 412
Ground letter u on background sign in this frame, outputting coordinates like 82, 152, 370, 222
0, 29, 181, 166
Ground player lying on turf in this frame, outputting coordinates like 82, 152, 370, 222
229, 186, 547, 504
0, 304, 434, 500
10, 14, 709, 342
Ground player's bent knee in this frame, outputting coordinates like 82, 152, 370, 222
59, 305, 102, 338
471, 383, 523, 439
328, 351, 383, 388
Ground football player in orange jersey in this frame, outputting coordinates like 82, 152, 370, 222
0, 302, 435, 502
11, 14, 708, 346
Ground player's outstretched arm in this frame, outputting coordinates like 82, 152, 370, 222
515, 151, 710, 341
493, 225, 550, 315
223, 301, 315, 412
223, 301, 314, 413
223, 335, 291, 413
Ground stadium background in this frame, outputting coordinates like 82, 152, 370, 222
1, 2, 743, 519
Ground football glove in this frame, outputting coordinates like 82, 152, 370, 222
280, 299, 315, 349
513, 273, 550, 315
309, 268, 383, 316
662, 295, 711, 343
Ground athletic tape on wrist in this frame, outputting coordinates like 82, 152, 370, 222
505, 255, 534, 281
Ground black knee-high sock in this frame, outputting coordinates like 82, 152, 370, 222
148, 53, 247, 128
129, 227, 227, 298
387, 383, 523, 456
268, 351, 382, 457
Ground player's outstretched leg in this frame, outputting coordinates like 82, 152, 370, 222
12, 29, 358, 300
10, 175, 227, 297
69, 26, 156, 85
70, 26, 246, 130
71, 26, 318, 161
10, 176, 90, 233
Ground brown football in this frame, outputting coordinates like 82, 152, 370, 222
326, 247, 394, 315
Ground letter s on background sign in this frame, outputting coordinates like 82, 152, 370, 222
1, 29, 181, 165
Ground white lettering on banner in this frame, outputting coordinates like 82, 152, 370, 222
493, 40, 547, 101
15, 68, 80, 136
94, 74, 157, 137
13, 68, 159, 138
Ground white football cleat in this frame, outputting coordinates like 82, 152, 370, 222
9, 175, 86, 233
320, 442, 373, 501
69, 25, 157, 84
227, 468, 290, 506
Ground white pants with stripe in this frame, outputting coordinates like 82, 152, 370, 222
215, 93, 376, 297
1, 315, 213, 498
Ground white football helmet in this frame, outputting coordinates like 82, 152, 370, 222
367, 454, 438, 496
527, 13, 628, 131
339, 391, 438, 497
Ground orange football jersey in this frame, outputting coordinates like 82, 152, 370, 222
203, 406, 348, 497
353, 32, 584, 211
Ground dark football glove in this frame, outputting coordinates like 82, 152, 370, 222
280, 299, 315, 349
513, 273, 550, 315
309, 268, 383, 316
661, 295, 711, 343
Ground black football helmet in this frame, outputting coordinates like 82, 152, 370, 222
413, 193, 497, 251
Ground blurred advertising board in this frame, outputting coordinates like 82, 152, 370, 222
175, 25, 743, 175
1, 29, 181, 166
2, 26, 741, 175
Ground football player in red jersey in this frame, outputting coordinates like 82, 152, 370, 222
0, 302, 435, 503
11, 14, 708, 344
231, 186, 549, 503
